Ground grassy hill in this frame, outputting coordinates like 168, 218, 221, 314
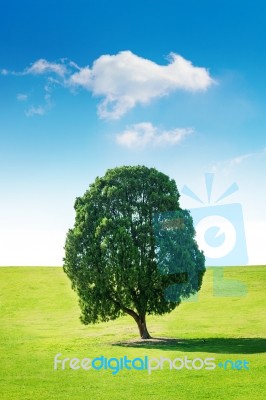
0, 266, 265, 399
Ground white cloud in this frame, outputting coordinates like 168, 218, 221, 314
69, 67, 91, 89
211, 149, 265, 173
25, 59, 66, 77
1, 68, 9, 75
24, 82, 53, 117
69, 51, 215, 119
17, 93, 28, 102
25, 105, 46, 117
116, 122, 193, 149
227, 153, 254, 166
2, 51, 215, 119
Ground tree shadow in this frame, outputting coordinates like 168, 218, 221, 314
112, 337, 266, 354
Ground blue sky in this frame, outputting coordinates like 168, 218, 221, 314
0, 0, 265, 266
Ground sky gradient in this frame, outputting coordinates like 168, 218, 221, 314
0, 0, 265, 266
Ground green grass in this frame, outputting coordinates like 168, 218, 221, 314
0, 266, 265, 399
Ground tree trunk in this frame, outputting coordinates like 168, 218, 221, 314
136, 315, 151, 339
111, 299, 151, 339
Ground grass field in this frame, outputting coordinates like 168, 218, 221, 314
0, 266, 265, 399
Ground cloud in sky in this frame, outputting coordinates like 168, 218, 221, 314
211, 148, 266, 173
24, 80, 53, 117
1, 60, 66, 78
69, 51, 215, 119
1, 68, 9, 75
25, 105, 46, 117
3, 51, 215, 119
116, 122, 193, 149
17, 93, 28, 102
25, 59, 67, 77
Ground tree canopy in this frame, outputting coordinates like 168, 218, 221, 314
63, 166, 205, 338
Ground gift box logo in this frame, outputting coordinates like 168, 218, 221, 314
182, 173, 248, 267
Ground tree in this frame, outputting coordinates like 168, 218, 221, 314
63, 166, 205, 339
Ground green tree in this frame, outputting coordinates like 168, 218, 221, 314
63, 166, 205, 339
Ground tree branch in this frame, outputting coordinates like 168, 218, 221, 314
109, 295, 139, 322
